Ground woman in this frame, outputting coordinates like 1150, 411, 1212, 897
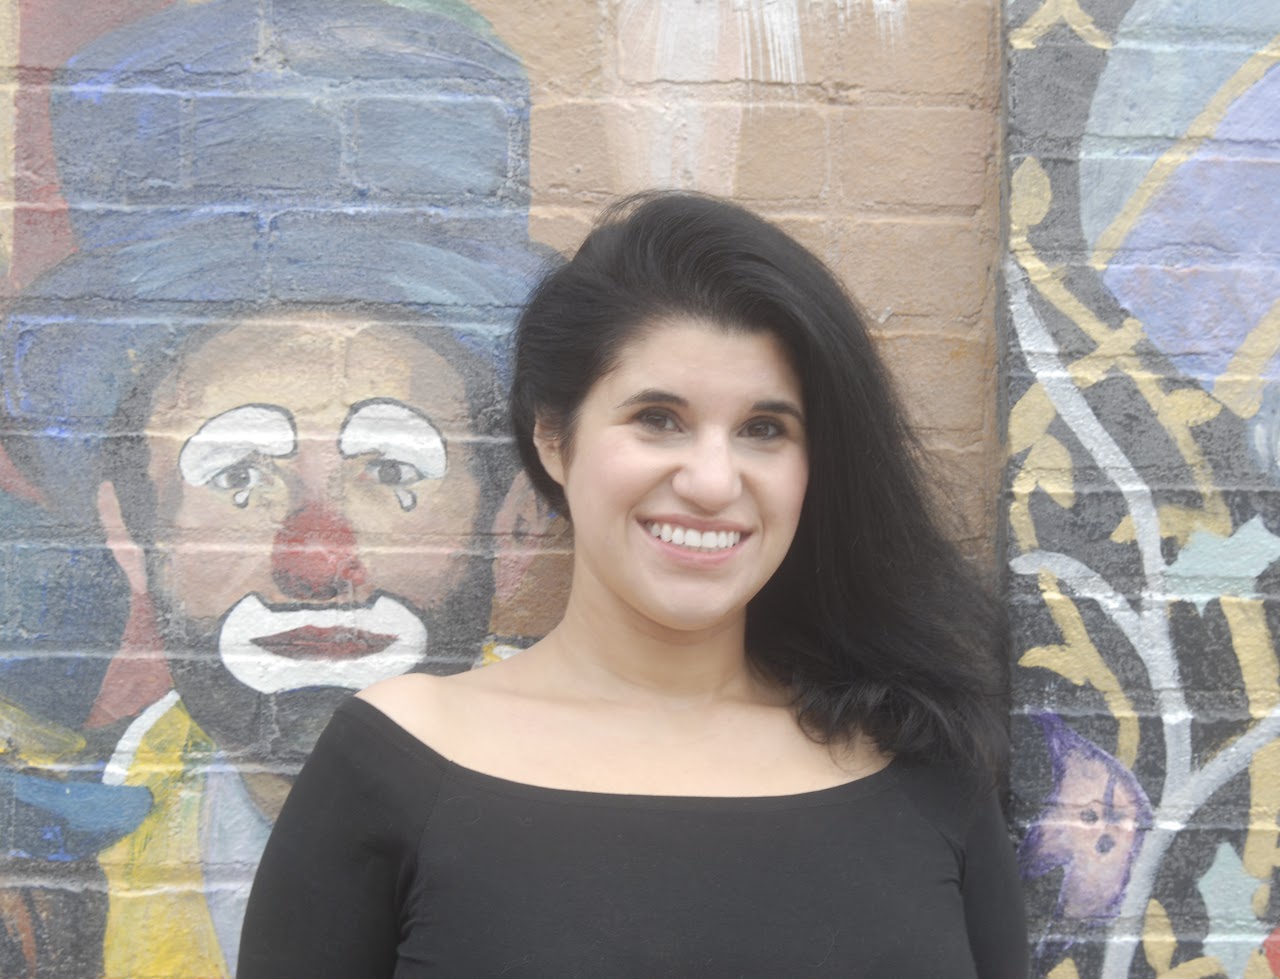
239, 192, 1028, 977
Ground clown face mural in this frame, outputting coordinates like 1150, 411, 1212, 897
0, 1, 558, 976
101, 318, 495, 769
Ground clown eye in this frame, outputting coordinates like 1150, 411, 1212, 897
210, 461, 267, 508
367, 458, 424, 487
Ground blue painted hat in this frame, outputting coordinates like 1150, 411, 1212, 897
6, 0, 552, 516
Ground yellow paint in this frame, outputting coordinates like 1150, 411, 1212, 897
1143, 898, 1176, 974
1008, 383, 1057, 455
1011, 155, 1231, 538
1220, 599, 1280, 719
1112, 504, 1231, 550
1091, 36, 1280, 270
1128, 373, 1232, 543
1067, 317, 1144, 389
1164, 387, 1225, 429
1008, 385, 1071, 550
1046, 959, 1081, 979
1214, 299, 1280, 419
1008, 478, 1038, 550
0, 695, 86, 765
99, 701, 228, 979
1010, 0, 1111, 51
1244, 950, 1275, 979
1158, 956, 1232, 978
1131, 373, 1230, 527
1242, 739, 1280, 909
1010, 436, 1075, 550
1010, 158, 1052, 235
1010, 160, 1114, 349
1019, 573, 1139, 766
1254, 883, 1271, 919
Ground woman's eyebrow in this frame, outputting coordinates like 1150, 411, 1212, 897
753, 400, 805, 424
615, 388, 686, 410
615, 390, 805, 424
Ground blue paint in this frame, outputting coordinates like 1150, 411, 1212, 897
1197, 841, 1263, 978
1166, 515, 1280, 611
1101, 65, 1280, 392
1079, 0, 1280, 248
2, 770, 151, 860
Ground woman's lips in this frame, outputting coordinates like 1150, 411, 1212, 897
251, 625, 397, 660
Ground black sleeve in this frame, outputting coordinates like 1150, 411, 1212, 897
237, 701, 440, 979
961, 790, 1030, 979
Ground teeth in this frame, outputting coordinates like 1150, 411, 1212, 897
646, 522, 742, 553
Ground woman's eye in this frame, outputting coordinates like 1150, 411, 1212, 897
743, 418, 783, 440
367, 458, 424, 487
636, 410, 677, 432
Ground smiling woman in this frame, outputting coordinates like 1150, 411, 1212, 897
239, 192, 1030, 978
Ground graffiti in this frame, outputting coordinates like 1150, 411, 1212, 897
0, 1, 567, 975
610, 0, 909, 193
1006, 0, 1280, 976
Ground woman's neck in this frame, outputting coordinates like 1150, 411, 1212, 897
530, 592, 775, 710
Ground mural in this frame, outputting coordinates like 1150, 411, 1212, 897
1006, 0, 1280, 976
0, 2, 569, 975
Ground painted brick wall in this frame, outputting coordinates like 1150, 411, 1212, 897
0, 1, 1010, 976
1004, 1, 1280, 976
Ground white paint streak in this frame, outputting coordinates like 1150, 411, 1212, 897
619, 0, 907, 85
611, 1, 908, 189
1007, 262, 1191, 799
104, 690, 180, 787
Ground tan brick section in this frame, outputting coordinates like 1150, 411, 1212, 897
473, 0, 1004, 561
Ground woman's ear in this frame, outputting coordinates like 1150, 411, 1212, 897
532, 418, 565, 487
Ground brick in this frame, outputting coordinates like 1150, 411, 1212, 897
612, 2, 753, 84
806, 0, 998, 100
49, 89, 183, 205
529, 100, 617, 198
734, 106, 830, 202
829, 216, 995, 320
352, 97, 514, 201
473, 0, 604, 95
920, 439, 1002, 565
189, 96, 344, 198
875, 331, 994, 435
13, 212, 268, 302
528, 205, 594, 254
835, 106, 995, 208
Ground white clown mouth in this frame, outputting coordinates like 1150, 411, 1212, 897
645, 521, 743, 553
218, 594, 428, 694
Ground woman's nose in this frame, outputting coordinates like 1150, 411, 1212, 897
271, 502, 367, 601
671, 436, 742, 510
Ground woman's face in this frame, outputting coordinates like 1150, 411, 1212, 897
537, 317, 808, 638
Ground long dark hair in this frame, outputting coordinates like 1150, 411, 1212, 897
510, 191, 1008, 776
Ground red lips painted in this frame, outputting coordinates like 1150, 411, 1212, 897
250, 625, 397, 660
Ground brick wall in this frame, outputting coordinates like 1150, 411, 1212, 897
0, 1, 1009, 976
1005, 1, 1280, 976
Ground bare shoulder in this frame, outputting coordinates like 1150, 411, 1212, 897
358, 670, 445, 715
356, 672, 467, 749
356, 660, 530, 756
